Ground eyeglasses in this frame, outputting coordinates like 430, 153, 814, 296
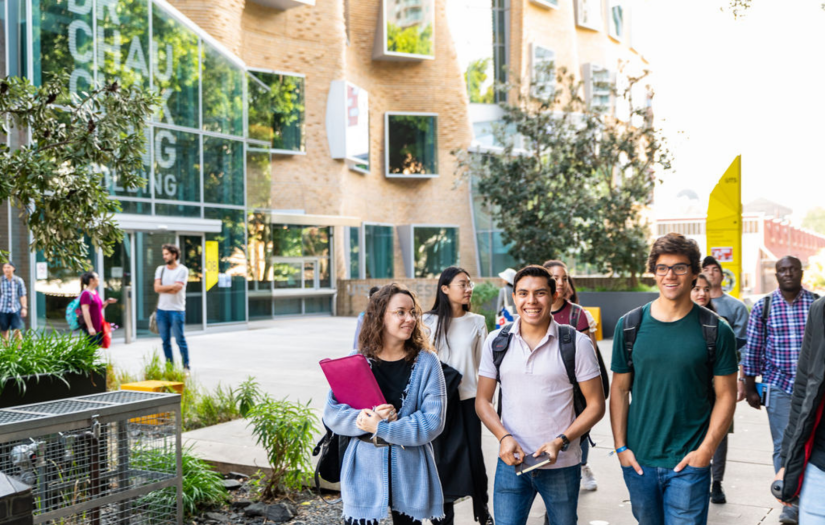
391, 310, 418, 321
451, 281, 475, 291
655, 264, 690, 276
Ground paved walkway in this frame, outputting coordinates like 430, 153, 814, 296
108, 317, 786, 525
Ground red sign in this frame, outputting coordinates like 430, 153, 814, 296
711, 247, 733, 263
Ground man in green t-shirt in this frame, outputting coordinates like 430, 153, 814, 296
610, 233, 738, 525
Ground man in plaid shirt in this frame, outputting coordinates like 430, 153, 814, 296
743, 256, 818, 525
0, 262, 27, 341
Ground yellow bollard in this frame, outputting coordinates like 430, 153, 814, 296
584, 307, 603, 341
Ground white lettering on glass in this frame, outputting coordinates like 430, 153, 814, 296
68, 0, 92, 15
125, 36, 149, 77
155, 130, 177, 169
97, 26, 122, 70
68, 20, 93, 63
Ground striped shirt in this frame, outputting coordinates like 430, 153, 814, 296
0, 276, 26, 314
742, 288, 818, 394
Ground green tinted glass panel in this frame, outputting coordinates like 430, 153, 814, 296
246, 150, 271, 209
34, 0, 95, 97
274, 298, 302, 316
203, 137, 244, 205
385, 0, 434, 57
202, 44, 243, 136
247, 212, 273, 287
272, 225, 303, 257
153, 127, 200, 202
387, 115, 438, 176
107, 131, 150, 198
349, 227, 360, 278
365, 225, 393, 278
273, 262, 301, 289
152, 5, 200, 129
205, 208, 246, 324
247, 73, 272, 144
154, 202, 200, 217
413, 226, 457, 278
98, 0, 149, 91
248, 72, 305, 152
305, 296, 331, 314
302, 227, 330, 257
115, 199, 151, 214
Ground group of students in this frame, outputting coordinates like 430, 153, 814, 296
325, 232, 825, 525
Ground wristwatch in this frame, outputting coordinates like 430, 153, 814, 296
556, 434, 570, 452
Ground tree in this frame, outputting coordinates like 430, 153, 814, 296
465, 58, 495, 104
0, 73, 157, 270
802, 207, 825, 235
455, 64, 671, 285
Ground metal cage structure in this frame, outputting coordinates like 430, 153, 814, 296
0, 390, 183, 525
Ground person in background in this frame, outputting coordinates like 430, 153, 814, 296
353, 286, 381, 349
324, 283, 447, 525
79, 271, 116, 347
496, 268, 517, 327
154, 244, 190, 372
423, 267, 492, 525
0, 262, 27, 341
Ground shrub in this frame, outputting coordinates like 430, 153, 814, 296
246, 397, 319, 497
0, 331, 104, 394
234, 376, 263, 417
471, 281, 501, 332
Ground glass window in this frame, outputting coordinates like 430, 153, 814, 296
385, 0, 434, 57
202, 43, 244, 137
365, 225, 394, 278
413, 226, 458, 278
203, 137, 244, 205
248, 71, 306, 152
386, 114, 438, 176
246, 150, 272, 209
577, 0, 603, 31
305, 296, 331, 314
107, 130, 151, 199
247, 212, 273, 289
154, 202, 201, 217
153, 128, 201, 202
531, 44, 555, 100
34, 0, 95, 97
272, 225, 303, 257
115, 199, 151, 214
348, 227, 360, 278
492, 0, 509, 103
446, 0, 494, 104
98, 0, 149, 91
273, 262, 302, 289
35, 238, 98, 330
205, 208, 246, 324
609, 1, 624, 40
274, 298, 302, 316
248, 295, 272, 320
152, 5, 200, 129
302, 227, 330, 258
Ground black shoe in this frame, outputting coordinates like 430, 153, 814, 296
710, 481, 726, 504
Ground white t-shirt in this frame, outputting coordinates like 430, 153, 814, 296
155, 264, 188, 312
422, 312, 488, 401
478, 319, 601, 469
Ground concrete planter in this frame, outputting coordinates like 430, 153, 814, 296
578, 292, 659, 338
0, 367, 107, 409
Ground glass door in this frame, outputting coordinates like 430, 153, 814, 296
135, 231, 177, 338
180, 235, 204, 330
102, 234, 132, 334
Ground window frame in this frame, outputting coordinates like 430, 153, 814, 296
362, 222, 395, 279
384, 111, 439, 179
246, 67, 308, 156
608, 0, 624, 41
376, 0, 436, 61
576, 0, 603, 32
530, 43, 556, 101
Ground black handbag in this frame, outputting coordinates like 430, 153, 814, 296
312, 422, 350, 504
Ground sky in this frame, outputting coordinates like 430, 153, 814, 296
640, 0, 825, 224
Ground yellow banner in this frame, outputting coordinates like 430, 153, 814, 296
205, 241, 219, 291
706, 156, 743, 298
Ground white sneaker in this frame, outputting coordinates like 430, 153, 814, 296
581, 465, 598, 491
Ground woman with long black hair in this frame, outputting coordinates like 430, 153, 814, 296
423, 267, 492, 525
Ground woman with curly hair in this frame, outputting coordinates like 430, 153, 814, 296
324, 283, 447, 525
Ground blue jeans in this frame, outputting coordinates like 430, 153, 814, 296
621, 465, 711, 525
494, 458, 580, 525
767, 388, 793, 473
156, 310, 189, 368
800, 462, 825, 524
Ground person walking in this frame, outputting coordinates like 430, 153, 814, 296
324, 283, 447, 525
79, 271, 116, 347
0, 262, 27, 341
154, 244, 190, 372
422, 267, 492, 525
496, 268, 517, 328
743, 256, 819, 524
544, 260, 600, 492
477, 265, 605, 525
611, 233, 738, 525
774, 296, 825, 524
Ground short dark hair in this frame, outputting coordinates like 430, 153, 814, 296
2, 261, 15, 270
162, 244, 181, 261
368, 286, 381, 298
702, 256, 721, 272
647, 233, 701, 275
513, 265, 556, 296
776, 255, 802, 270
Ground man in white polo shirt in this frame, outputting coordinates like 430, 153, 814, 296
154, 243, 190, 372
476, 265, 605, 525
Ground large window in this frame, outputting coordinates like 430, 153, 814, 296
365, 225, 394, 279
153, 128, 201, 204
471, 177, 516, 276
447, 0, 495, 104
203, 137, 245, 206
413, 227, 458, 278
492, 0, 509, 104
530, 44, 555, 101
583, 64, 612, 111
205, 208, 246, 324
269, 224, 332, 289
609, 1, 624, 41
385, 113, 438, 178
246, 149, 272, 209
376, 0, 435, 60
576, 0, 603, 31
202, 43, 244, 137
153, 6, 200, 129
248, 71, 306, 153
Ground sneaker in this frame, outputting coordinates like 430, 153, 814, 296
581, 464, 598, 491
710, 481, 726, 504
184, 366, 191, 377
779, 505, 798, 524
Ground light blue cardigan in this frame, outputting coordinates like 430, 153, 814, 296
323, 349, 447, 522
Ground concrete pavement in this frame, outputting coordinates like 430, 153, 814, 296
108, 317, 786, 524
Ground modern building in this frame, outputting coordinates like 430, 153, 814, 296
0, 0, 651, 337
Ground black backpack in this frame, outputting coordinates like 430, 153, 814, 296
311, 423, 350, 504
491, 323, 610, 444
621, 303, 719, 401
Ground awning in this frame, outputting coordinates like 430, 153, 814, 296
259, 212, 362, 227
115, 214, 223, 233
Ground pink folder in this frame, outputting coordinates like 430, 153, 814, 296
320, 354, 387, 410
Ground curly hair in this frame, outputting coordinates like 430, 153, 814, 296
647, 233, 701, 276
357, 283, 433, 361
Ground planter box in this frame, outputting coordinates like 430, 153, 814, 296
0, 367, 107, 409
578, 292, 659, 338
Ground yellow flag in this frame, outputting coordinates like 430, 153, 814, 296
205, 241, 219, 291
706, 156, 743, 298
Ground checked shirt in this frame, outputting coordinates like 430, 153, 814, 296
742, 288, 818, 394
0, 275, 26, 314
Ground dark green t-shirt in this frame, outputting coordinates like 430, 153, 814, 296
611, 303, 738, 468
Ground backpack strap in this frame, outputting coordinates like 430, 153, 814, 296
697, 306, 719, 367
492, 323, 514, 418
761, 295, 772, 343
569, 303, 583, 332
622, 306, 644, 372
559, 325, 578, 389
